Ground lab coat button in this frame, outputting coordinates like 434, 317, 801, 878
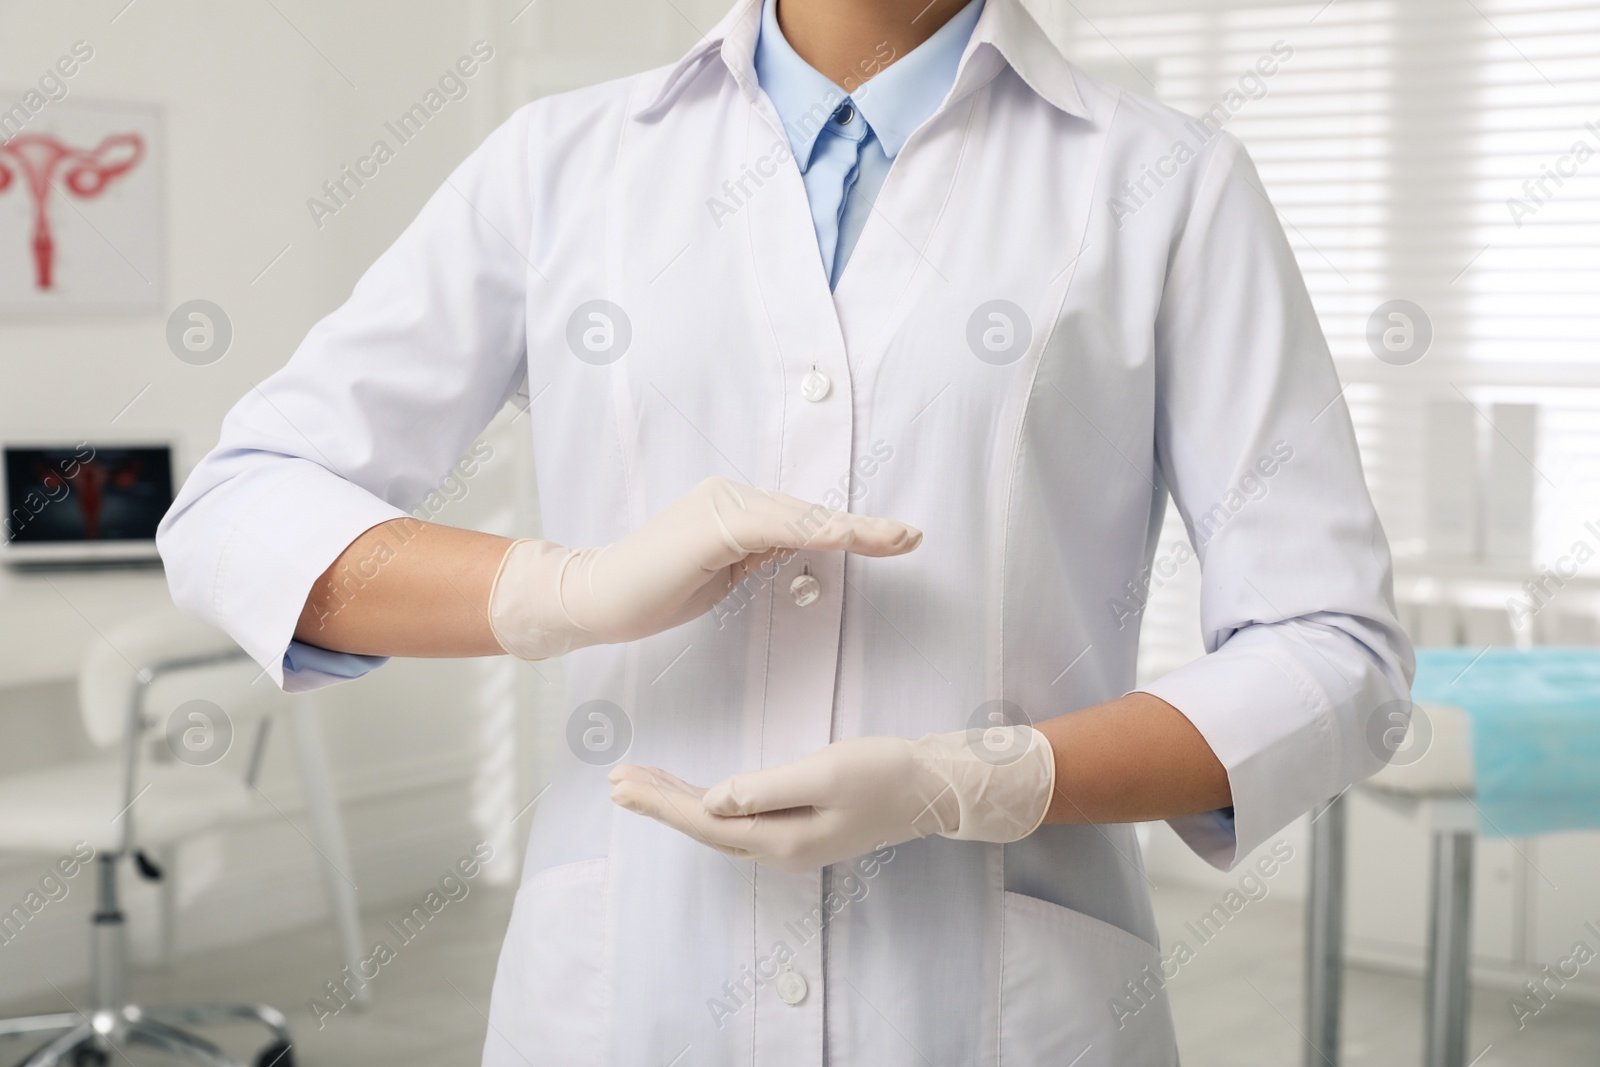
801, 368, 831, 402
775, 966, 808, 1005
789, 572, 821, 607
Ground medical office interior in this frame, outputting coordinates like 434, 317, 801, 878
0, 0, 1597, 1064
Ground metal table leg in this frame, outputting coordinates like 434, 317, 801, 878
291, 694, 371, 1007
1305, 793, 1348, 1067
1424, 830, 1474, 1067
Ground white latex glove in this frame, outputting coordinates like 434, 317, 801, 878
608, 727, 1056, 873
488, 476, 922, 660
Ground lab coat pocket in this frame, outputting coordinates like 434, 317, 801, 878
482, 858, 610, 1067
999, 891, 1179, 1067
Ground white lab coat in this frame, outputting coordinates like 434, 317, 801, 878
159, 0, 1413, 1062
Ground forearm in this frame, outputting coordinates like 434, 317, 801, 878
1038, 692, 1230, 825
294, 518, 512, 657
292, 478, 922, 666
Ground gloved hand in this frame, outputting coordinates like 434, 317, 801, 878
489, 476, 921, 659
608, 726, 1056, 873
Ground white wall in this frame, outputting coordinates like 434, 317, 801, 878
1, 0, 508, 452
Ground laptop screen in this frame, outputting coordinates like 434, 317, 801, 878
4, 444, 174, 545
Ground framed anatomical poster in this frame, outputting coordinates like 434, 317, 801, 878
0, 98, 163, 316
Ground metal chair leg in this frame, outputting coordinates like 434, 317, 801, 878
1424, 830, 1474, 1067
292, 695, 370, 1007
0, 1013, 78, 1039
158, 843, 180, 968
123, 1016, 247, 1066
1305, 793, 1348, 1067
11, 1005, 289, 1067
16, 1022, 96, 1067
89, 855, 126, 1017
147, 1001, 292, 1046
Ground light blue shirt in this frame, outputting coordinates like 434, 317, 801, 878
283, 638, 387, 687
281, 0, 985, 686
754, 0, 984, 287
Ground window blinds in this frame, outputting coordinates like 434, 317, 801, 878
1028, 0, 1600, 671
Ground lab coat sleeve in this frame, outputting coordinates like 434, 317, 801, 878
1137, 131, 1415, 870
157, 106, 535, 692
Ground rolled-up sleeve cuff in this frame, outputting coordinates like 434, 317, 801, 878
213, 460, 407, 690
1166, 807, 1237, 867
1135, 624, 1334, 871
282, 640, 389, 693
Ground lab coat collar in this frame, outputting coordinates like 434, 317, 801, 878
634, 0, 1089, 124
634, 0, 763, 123
953, 0, 1089, 119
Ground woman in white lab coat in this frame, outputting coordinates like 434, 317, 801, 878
159, 0, 1413, 1062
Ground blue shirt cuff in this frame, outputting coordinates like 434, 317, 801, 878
282, 639, 387, 690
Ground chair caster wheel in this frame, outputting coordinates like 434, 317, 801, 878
256, 1040, 295, 1067
72, 1050, 109, 1067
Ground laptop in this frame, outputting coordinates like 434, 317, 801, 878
2, 442, 175, 567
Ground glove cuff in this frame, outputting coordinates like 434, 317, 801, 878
488, 538, 590, 660
913, 726, 1056, 844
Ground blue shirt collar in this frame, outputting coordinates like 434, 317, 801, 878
634, 0, 1088, 127
754, 0, 985, 171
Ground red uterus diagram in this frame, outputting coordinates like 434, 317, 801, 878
0, 132, 144, 290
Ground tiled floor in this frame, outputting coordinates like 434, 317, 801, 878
0, 883, 516, 1067
1149, 884, 1600, 1066
2, 881, 1596, 1065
